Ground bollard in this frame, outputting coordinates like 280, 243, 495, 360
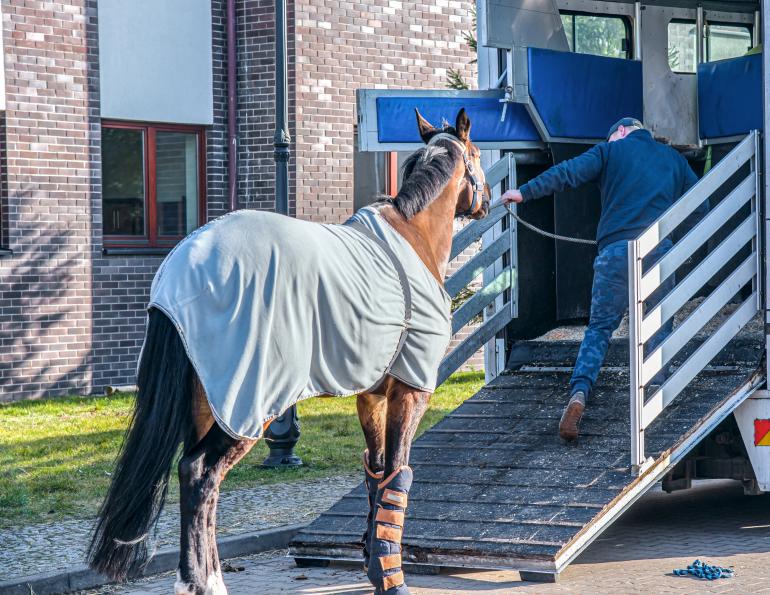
262, 404, 303, 468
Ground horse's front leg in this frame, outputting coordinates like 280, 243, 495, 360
367, 380, 430, 595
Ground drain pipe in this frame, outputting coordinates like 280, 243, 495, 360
227, 0, 238, 212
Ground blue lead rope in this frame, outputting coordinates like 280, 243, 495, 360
673, 559, 734, 580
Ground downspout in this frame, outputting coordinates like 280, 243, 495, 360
227, 0, 238, 212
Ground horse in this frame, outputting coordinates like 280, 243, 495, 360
87, 108, 490, 595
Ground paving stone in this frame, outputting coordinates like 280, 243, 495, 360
90, 479, 770, 594
0, 474, 358, 582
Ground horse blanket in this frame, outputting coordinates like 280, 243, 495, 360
147, 206, 451, 439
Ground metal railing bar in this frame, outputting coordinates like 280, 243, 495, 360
638, 175, 755, 300
636, 132, 755, 257
445, 233, 509, 297
450, 205, 507, 261
485, 153, 514, 188
639, 254, 756, 385
628, 239, 645, 471
437, 305, 513, 385
639, 215, 756, 342
641, 292, 758, 428
451, 268, 513, 334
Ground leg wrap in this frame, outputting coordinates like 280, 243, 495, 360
367, 466, 413, 595
362, 451, 383, 571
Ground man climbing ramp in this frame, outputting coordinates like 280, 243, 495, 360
502, 118, 700, 442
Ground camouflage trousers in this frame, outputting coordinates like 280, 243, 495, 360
570, 239, 674, 399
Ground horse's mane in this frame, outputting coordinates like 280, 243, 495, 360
392, 135, 462, 220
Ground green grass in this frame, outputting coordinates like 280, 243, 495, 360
0, 371, 484, 528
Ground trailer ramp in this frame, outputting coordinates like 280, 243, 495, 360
289, 335, 763, 581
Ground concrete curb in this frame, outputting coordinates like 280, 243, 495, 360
0, 523, 304, 595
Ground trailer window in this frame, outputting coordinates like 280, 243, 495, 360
668, 20, 697, 73
668, 20, 753, 73
560, 13, 630, 59
707, 23, 752, 62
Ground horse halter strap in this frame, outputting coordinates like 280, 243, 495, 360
428, 133, 484, 217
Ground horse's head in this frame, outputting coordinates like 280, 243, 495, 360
415, 108, 491, 220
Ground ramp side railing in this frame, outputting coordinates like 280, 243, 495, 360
437, 153, 516, 384
628, 131, 761, 474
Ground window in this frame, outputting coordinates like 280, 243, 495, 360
707, 23, 752, 62
668, 20, 696, 73
102, 122, 205, 248
668, 20, 752, 73
560, 13, 631, 59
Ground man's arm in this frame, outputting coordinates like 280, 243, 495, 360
508, 144, 606, 204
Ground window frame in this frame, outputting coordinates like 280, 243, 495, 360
559, 10, 633, 60
667, 19, 753, 74
705, 21, 753, 62
102, 120, 207, 249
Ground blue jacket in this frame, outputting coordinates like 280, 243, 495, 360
519, 129, 699, 251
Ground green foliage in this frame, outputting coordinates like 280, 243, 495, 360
560, 14, 627, 59
0, 372, 485, 527
446, 69, 470, 90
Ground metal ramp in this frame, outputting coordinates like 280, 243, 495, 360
290, 132, 765, 579
289, 334, 763, 580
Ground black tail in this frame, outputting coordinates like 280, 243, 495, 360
88, 309, 194, 580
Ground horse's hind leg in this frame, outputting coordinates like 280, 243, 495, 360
175, 382, 256, 595
366, 380, 430, 594
357, 391, 388, 570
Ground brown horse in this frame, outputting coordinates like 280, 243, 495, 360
87, 108, 490, 595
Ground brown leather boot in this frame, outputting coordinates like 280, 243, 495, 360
559, 392, 586, 442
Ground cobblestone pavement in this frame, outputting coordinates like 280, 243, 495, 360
94, 479, 770, 594
0, 474, 358, 582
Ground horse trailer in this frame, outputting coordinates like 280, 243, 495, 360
291, 0, 770, 581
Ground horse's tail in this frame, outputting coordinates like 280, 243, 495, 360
88, 308, 194, 580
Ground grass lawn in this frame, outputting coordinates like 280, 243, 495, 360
0, 371, 484, 528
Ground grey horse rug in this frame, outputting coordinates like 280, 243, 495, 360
147, 206, 451, 439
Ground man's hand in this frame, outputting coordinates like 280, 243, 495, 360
501, 189, 524, 204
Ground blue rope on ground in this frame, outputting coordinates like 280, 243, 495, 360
673, 559, 734, 580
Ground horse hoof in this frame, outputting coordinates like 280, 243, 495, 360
174, 570, 228, 595
204, 569, 228, 595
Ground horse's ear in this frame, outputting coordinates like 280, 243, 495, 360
415, 109, 436, 143
455, 108, 471, 142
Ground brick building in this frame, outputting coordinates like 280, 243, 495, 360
0, 0, 476, 402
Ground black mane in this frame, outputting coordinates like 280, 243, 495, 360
393, 137, 461, 220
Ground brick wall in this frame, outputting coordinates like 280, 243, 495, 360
0, 0, 97, 399
0, 0, 481, 401
293, 0, 476, 223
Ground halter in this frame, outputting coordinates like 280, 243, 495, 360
428, 133, 485, 217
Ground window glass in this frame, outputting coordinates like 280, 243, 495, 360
561, 15, 574, 51
668, 21, 752, 73
155, 131, 199, 237
707, 24, 752, 61
102, 127, 145, 236
668, 21, 697, 73
560, 14, 629, 59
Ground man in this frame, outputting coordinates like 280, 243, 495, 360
501, 118, 699, 442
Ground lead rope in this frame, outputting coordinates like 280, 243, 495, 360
505, 204, 598, 246
673, 559, 734, 580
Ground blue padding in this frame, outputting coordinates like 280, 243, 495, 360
376, 95, 540, 143
527, 48, 643, 139
698, 54, 762, 139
